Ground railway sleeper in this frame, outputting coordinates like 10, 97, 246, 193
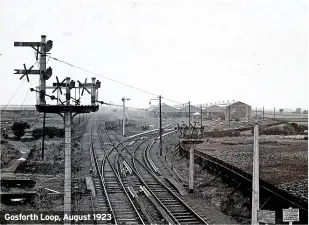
171, 212, 192, 215
106, 184, 122, 188
117, 218, 138, 222
174, 215, 197, 219
153, 194, 176, 198
176, 218, 201, 222
114, 213, 136, 218
165, 204, 186, 207
107, 191, 124, 194
110, 200, 131, 204
184, 221, 203, 224
162, 202, 180, 206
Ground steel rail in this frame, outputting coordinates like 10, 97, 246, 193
130, 139, 208, 224
98, 124, 146, 224
104, 130, 176, 224
118, 139, 206, 224
89, 130, 116, 224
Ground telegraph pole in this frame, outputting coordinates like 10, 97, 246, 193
188, 101, 191, 127
159, 95, 163, 156
189, 144, 194, 193
200, 105, 202, 127
150, 98, 160, 129
256, 107, 258, 118
228, 105, 231, 128
262, 106, 264, 121
274, 107, 276, 119
41, 112, 46, 160
252, 122, 260, 225
122, 97, 130, 136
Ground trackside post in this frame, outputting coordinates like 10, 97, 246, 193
252, 122, 260, 225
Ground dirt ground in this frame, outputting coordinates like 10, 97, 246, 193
0, 110, 89, 213
196, 135, 308, 200
164, 134, 249, 224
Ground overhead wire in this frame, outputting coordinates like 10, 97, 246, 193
2, 79, 26, 111
14, 79, 35, 123
49, 56, 184, 105
102, 101, 181, 116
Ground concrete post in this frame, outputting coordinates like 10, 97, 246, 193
251, 123, 259, 225
64, 111, 72, 223
189, 145, 194, 193
41, 112, 46, 160
64, 77, 71, 223
39, 35, 47, 105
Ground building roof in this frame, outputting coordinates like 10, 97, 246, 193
149, 103, 178, 113
175, 105, 201, 113
149, 101, 250, 113
215, 101, 250, 108
192, 112, 201, 116
206, 105, 226, 112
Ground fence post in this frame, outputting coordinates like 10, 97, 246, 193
189, 145, 194, 193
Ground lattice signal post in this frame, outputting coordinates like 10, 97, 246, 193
14, 35, 101, 222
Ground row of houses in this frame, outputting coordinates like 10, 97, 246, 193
148, 101, 252, 121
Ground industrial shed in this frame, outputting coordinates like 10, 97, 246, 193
205, 101, 252, 121
176, 105, 201, 117
148, 103, 180, 118
203, 105, 226, 120
218, 101, 252, 121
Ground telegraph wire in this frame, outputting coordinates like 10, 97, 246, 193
21, 80, 34, 108
21, 61, 38, 110
103, 101, 181, 116
49, 56, 184, 105
13, 79, 35, 123
2, 79, 26, 111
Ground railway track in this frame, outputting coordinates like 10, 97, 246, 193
127, 139, 207, 224
90, 120, 144, 224
89, 118, 208, 224
109, 129, 207, 224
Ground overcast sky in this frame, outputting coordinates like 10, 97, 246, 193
0, 0, 307, 110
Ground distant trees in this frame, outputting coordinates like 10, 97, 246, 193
303, 110, 308, 114
295, 108, 302, 114
32, 126, 64, 140
279, 109, 284, 114
11, 122, 30, 139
